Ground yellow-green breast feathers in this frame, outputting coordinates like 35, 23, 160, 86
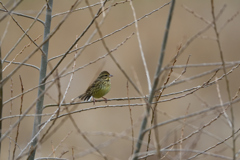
79, 71, 113, 101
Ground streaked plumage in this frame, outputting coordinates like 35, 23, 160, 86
78, 71, 113, 104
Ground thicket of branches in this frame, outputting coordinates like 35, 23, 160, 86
0, 0, 240, 160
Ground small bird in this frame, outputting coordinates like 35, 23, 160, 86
78, 71, 113, 104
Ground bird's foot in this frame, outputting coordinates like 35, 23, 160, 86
102, 97, 108, 103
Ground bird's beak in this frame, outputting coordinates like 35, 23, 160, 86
109, 74, 113, 78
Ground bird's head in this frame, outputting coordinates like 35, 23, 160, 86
98, 71, 113, 81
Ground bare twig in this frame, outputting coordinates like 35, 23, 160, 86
0, 3, 45, 60
215, 77, 232, 127
0, 37, 3, 154
2, 5, 46, 63
127, 81, 134, 154
138, 149, 232, 160
72, 147, 75, 160
48, 131, 73, 157
183, 5, 211, 24
12, 76, 24, 160
187, 127, 240, 160
1, 0, 79, 85
0, 0, 23, 22
210, 1, 235, 159
143, 96, 240, 140
42, 0, 108, 83
3, 35, 42, 71
177, 4, 226, 59
179, 104, 190, 160
219, 11, 239, 33
133, 1, 176, 159
0, 16, 11, 42
47, 1, 171, 71
8, 78, 14, 160
130, 0, 151, 92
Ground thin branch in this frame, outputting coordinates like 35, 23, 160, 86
210, 1, 235, 159
127, 81, 134, 155
3, 35, 42, 71
47, 2, 171, 62
72, 117, 147, 159
42, 0, 108, 83
1, 0, 79, 85
35, 158, 67, 160
0, 3, 45, 61
163, 61, 240, 70
0, 16, 11, 42
143, 97, 240, 137
187, 127, 240, 160
0, 0, 23, 22
179, 104, 190, 160
138, 149, 232, 160
216, 77, 232, 127
52, 1, 102, 18
1, 60, 75, 149
0, 9, 44, 24
3, 60, 40, 70
176, 4, 226, 59
42, 106, 78, 143
48, 111, 72, 157
133, 1, 176, 159
155, 107, 232, 148
219, 11, 239, 33
2, 5, 46, 63
8, 78, 14, 160
0, 38, 3, 155
183, 5, 211, 24
12, 76, 24, 160
130, 0, 151, 92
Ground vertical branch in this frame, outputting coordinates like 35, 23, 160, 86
133, 0, 176, 159
72, 147, 75, 160
28, 0, 53, 159
210, 1, 235, 159
179, 104, 190, 160
0, 42, 2, 156
127, 81, 134, 154
129, 0, 152, 93
8, 78, 14, 159
12, 76, 24, 160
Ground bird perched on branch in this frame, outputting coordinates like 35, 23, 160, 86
78, 71, 113, 104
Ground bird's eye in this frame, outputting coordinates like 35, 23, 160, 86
101, 74, 108, 79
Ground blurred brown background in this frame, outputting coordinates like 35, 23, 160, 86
1, 0, 240, 159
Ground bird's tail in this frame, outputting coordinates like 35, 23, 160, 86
78, 93, 92, 101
